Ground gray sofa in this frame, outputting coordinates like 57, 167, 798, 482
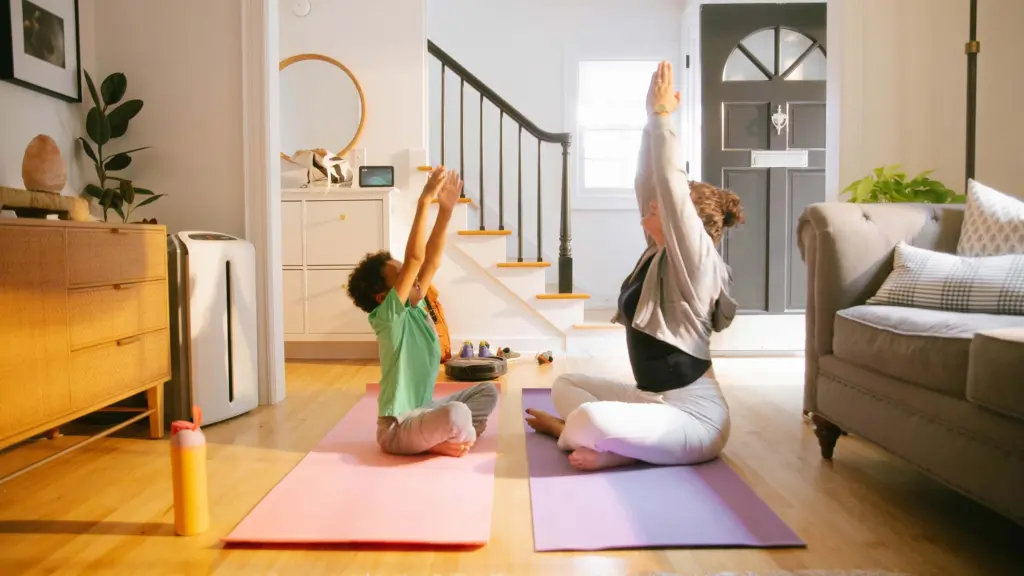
798, 202, 1024, 526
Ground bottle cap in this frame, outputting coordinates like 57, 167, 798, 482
170, 406, 203, 436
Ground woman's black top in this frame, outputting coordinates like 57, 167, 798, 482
618, 253, 712, 393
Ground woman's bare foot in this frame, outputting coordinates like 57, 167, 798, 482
428, 440, 473, 457
525, 409, 565, 438
568, 447, 638, 471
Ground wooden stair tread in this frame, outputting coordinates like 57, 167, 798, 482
432, 197, 473, 204
573, 322, 623, 330
458, 229, 512, 236
496, 262, 551, 268
536, 293, 590, 300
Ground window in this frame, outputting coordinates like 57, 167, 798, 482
577, 60, 659, 192
723, 27, 826, 82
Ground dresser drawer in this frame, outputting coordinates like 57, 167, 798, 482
306, 269, 372, 334
281, 201, 304, 266
70, 329, 170, 409
305, 200, 384, 266
68, 280, 168, 350
68, 229, 166, 286
282, 269, 305, 334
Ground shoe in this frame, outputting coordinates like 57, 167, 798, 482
536, 350, 553, 365
459, 341, 475, 359
497, 347, 521, 360
478, 341, 494, 358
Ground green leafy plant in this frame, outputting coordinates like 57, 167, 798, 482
842, 164, 966, 204
79, 71, 166, 222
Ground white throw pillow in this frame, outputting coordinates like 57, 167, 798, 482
868, 242, 1024, 316
957, 179, 1024, 257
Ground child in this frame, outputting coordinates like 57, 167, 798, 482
346, 167, 498, 457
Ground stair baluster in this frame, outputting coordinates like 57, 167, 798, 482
517, 124, 523, 263
479, 93, 485, 230
537, 138, 543, 263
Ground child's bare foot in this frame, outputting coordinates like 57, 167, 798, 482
428, 441, 473, 457
568, 447, 638, 471
525, 409, 565, 438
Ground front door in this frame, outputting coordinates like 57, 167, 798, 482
701, 3, 827, 315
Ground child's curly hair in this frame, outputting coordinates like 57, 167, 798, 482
347, 251, 393, 313
688, 181, 745, 245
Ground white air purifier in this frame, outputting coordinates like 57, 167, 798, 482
166, 231, 259, 426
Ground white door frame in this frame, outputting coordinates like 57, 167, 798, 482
240, 0, 286, 404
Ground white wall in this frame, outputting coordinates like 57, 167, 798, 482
91, 0, 245, 236
829, 0, 968, 199
976, 0, 1024, 199
279, 0, 428, 252
0, 0, 96, 201
428, 0, 684, 308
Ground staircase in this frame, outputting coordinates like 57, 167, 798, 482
427, 41, 623, 354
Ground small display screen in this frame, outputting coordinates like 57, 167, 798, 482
359, 166, 395, 188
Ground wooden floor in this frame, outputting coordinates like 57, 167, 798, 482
1, 357, 1021, 576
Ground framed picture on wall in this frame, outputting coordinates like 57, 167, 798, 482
0, 0, 81, 102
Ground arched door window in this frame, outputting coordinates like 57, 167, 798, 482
723, 27, 826, 82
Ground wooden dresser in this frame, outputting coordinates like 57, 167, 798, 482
0, 219, 170, 451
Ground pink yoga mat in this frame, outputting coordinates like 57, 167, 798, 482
224, 383, 500, 546
522, 388, 804, 551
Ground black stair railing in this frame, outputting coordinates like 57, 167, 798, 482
428, 40, 573, 294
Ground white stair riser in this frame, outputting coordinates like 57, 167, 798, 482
531, 299, 587, 332
456, 235, 508, 267
566, 329, 627, 357
428, 203, 470, 231
490, 267, 547, 299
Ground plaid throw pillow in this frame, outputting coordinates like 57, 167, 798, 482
867, 242, 1024, 315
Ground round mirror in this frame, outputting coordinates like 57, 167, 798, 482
279, 53, 366, 161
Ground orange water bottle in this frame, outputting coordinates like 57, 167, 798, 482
170, 407, 210, 536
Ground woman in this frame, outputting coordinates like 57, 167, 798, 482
525, 61, 745, 471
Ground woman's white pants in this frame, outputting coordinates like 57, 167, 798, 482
552, 373, 731, 465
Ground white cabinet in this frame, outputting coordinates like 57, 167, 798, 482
280, 188, 394, 345
305, 200, 384, 266
281, 202, 304, 266
282, 269, 305, 334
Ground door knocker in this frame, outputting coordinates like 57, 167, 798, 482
771, 105, 789, 136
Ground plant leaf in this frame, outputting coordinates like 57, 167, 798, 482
78, 137, 98, 164
100, 73, 127, 106
83, 183, 104, 199
134, 194, 166, 209
107, 146, 151, 159
113, 203, 126, 221
133, 187, 154, 196
120, 180, 136, 205
105, 153, 133, 171
100, 188, 115, 208
108, 100, 144, 139
86, 107, 111, 145
84, 70, 102, 107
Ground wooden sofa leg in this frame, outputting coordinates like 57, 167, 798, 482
811, 414, 842, 460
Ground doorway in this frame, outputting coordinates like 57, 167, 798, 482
701, 3, 827, 319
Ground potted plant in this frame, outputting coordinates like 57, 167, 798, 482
842, 164, 966, 204
79, 70, 165, 222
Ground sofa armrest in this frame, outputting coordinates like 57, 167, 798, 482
797, 202, 964, 412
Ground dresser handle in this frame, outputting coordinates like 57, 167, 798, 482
117, 336, 141, 347
110, 228, 121, 234
338, 214, 347, 221
113, 283, 137, 291
340, 283, 348, 289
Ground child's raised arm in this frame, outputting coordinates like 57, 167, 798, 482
416, 171, 463, 297
393, 167, 447, 304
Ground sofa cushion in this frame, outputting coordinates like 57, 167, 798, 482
967, 328, 1024, 421
833, 305, 1024, 397
866, 242, 1024, 316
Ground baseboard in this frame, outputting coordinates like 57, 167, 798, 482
285, 341, 379, 360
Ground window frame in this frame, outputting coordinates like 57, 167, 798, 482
566, 56, 666, 211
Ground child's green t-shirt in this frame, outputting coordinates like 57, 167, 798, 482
369, 288, 441, 417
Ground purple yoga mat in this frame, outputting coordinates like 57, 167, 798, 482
522, 388, 805, 551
